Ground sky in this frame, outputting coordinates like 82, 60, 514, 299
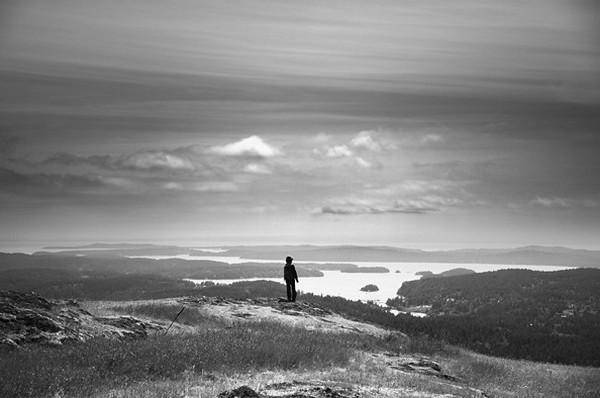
1, 0, 599, 249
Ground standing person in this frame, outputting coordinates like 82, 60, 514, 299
283, 256, 299, 302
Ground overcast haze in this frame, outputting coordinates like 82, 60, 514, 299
1, 0, 599, 249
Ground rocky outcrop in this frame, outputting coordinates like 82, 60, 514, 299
0, 290, 162, 348
180, 296, 395, 337
376, 352, 458, 381
218, 383, 359, 398
181, 296, 334, 318
218, 379, 490, 398
218, 385, 261, 398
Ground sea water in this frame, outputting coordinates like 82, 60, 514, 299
170, 255, 574, 305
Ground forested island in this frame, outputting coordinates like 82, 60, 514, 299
386, 268, 600, 365
360, 284, 379, 292
415, 268, 475, 279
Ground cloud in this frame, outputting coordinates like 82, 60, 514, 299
316, 195, 449, 216
319, 202, 438, 215
244, 163, 272, 174
0, 164, 244, 200
351, 131, 382, 151
9, 143, 282, 201
530, 196, 599, 209
119, 151, 194, 171
43, 153, 112, 169
0, 167, 113, 197
325, 145, 353, 158
311, 130, 388, 169
311, 133, 332, 143
315, 178, 478, 217
355, 157, 372, 168
209, 135, 280, 157
420, 134, 444, 145
44, 148, 198, 173
0, 136, 20, 159
163, 181, 238, 192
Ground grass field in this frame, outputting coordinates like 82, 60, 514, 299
0, 313, 405, 398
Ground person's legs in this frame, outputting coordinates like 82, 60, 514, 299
286, 280, 292, 301
290, 279, 296, 302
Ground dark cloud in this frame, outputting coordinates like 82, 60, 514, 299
0, 167, 112, 197
43, 147, 202, 174
43, 153, 113, 169
0, 136, 19, 159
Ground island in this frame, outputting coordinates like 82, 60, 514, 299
360, 284, 379, 292
415, 268, 475, 279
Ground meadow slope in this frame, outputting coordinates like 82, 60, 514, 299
2, 294, 598, 398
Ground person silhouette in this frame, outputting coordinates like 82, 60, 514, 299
283, 256, 299, 302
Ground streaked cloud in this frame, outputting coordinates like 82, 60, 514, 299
120, 151, 194, 171
163, 181, 239, 193
316, 181, 473, 217
0, 167, 116, 197
530, 196, 599, 209
318, 201, 439, 216
43, 148, 199, 173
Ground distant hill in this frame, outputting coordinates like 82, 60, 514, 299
208, 244, 600, 267
0, 253, 324, 279
38, 243, 600, 267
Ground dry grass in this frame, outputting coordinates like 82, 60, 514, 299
91, 349, 600, 398
2, 300, 598, 398
445, 350, 600, 398
0, 316, 407, 398
109, 302, 231, 330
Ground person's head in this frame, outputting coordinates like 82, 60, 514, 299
285, 256, 293, 265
